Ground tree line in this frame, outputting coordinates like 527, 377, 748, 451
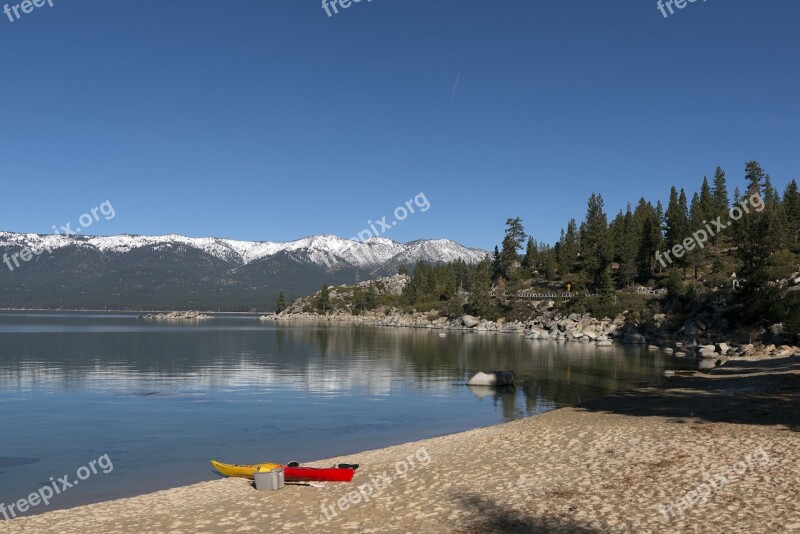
296, 161, 800, 335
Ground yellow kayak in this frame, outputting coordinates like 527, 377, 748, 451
210, 460, 281, 479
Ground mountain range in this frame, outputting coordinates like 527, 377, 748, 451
0, 232, 487, 311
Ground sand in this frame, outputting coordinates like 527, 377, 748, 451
4, 356, 799, 534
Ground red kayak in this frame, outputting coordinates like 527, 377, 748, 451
284, 465, 355, 482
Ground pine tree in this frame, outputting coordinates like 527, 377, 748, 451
665, 267, 684, 300
365, 284, 378, 310
467, 259, 493, 318
599, 266, 616, 306
763, 174, 789, 251
783, 180, 800, 247
557, 219, 579, 277
633, 200, 661, 277
316, 284, 331, 313
689, 192, 707, 280
744, 160, 765, 198
740, 163, 766, 256
491, 246, 502, 282
730, 186, 743, 243
500, 217, 526, 279
276, 291, 287, 313
679, 188, 690, 229
617, 204, 640, 287
737, 162, 772, 303
451, 259, 469, 293
352, 287, 367, 313
665, 187, 689, 267
699, 176, 715, 224
712, 166, 730, 216
541, 245, 558, 280
608, 210, 626, 265
522, 237, 538, 271
656, 199, 665, 226
579, 193, 610, 287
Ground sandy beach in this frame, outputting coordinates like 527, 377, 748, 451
4, 356, 799, 534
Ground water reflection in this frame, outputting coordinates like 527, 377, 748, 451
1, 318, 678, 403
0, 312, 693, 514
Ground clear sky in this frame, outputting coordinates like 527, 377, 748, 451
1, 0, 798, 250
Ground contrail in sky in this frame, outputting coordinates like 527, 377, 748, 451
447, 72, 461, 115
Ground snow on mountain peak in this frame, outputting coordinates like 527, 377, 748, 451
0, 232, 488, 270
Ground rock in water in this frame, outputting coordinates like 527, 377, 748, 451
467, 371, 515, 387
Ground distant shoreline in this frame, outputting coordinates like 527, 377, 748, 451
0, 308, 268, 316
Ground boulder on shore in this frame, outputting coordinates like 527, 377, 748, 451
467, 371, 515, 387
461, 315, 480, 328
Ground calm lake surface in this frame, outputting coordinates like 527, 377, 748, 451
0, 311, 691, 515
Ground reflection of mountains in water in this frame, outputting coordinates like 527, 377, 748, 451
0, 321, 674, 408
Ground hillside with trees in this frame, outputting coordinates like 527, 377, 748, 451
285, 161, 800, 344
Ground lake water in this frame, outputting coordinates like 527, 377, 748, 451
0, 311, 690, 516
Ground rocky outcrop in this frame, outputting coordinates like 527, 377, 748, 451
270, 277, 799, 361
139, 310, 212, 320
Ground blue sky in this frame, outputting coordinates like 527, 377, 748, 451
1, 0, 798, 251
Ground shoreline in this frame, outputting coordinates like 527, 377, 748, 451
0, 308, 265, 316
6, 356, 799, 533
265, 310, 800, 363
3, 306, 796, 362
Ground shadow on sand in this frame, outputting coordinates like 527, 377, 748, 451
575, 356, 800, 431
450, 492, 600, 533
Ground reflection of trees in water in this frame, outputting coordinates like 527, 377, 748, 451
0, 319, 671, 412
292, 326, 669, 419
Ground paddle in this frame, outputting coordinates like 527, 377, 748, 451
285, 461, 359, 470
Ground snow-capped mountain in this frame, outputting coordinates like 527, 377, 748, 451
0, 232, 487, 270
0, 232, 487, 310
